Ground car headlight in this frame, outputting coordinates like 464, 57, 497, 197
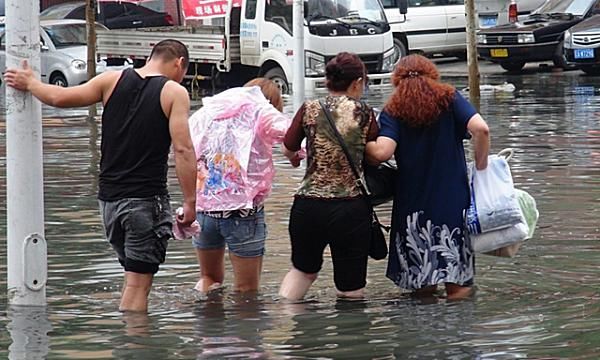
71, 60, 86, 70
517, 33, 535, 44
305, 51, 325, 77
564, 30, 572, 46
477, 34, 487, 44
381, 48, 397, 73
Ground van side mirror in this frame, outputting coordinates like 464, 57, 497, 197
398, 0, 408, 14
41, 44, 49, 52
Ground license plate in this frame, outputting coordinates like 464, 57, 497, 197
574, 48, 595, 59
479, 16, 497, 28
490, 48, 508, 57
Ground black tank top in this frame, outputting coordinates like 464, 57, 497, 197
98, 68, 171, 201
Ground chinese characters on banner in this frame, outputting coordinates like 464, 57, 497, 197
182, 0, 243, 19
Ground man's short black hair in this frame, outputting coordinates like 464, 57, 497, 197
149, 39, 190, 68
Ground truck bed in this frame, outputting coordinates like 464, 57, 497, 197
96, 25, 240, 66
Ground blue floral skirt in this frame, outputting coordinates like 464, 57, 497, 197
386, 211, 475, 290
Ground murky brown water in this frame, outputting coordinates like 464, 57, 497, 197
1, 66, 600, 359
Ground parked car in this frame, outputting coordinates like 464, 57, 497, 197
477, 0, 547, 29
0, 20, 114, 87
383, 0, 546, 59
564, 14, 600, 74
40, 1, 174, 29
477, 0, 600, 72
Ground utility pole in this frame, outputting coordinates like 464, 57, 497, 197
292, 0, 305, 110
6, 0, 47, 306
465, 0, 480, 106
86, 0, 97, 117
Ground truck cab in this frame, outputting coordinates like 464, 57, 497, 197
241, 0, 396, 93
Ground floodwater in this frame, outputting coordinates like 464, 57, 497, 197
1, 67, 600, 359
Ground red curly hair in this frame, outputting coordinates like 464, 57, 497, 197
384, 54, 455, 127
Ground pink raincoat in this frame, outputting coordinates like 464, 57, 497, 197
188, 86, 290, 212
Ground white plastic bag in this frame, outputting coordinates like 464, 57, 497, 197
473, 189, 539, 257
472, 222, 529, 254
466, 154, 523, 234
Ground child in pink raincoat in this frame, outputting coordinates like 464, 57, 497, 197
188, 78, 297, 293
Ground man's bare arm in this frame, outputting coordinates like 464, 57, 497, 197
4, 60, 119, 107
165, 82, 197, 225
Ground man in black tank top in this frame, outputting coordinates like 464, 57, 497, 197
5, 40, 197, 313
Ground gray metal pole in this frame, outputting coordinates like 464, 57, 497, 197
6, 0, 47, 306
292, 0, 305, 110
465, 0, 481, 105
86, 0, 98, 117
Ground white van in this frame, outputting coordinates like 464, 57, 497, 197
384, 0, 546, 58
383, 0, 466, 58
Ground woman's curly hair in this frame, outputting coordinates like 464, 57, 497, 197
384, 54, 455, 127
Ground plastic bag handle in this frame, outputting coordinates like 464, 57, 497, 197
497, 148, 514, 162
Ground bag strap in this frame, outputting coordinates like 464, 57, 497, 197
319, 99, 391, 232
318, 99, 371, 198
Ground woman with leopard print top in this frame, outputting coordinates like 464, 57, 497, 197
279, 52, 378, 300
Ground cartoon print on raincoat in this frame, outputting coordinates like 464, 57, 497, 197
189, 86, 290, 212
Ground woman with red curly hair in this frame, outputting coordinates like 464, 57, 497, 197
366, 55, 490, 300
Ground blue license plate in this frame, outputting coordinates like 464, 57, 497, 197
479, 16, 497, 28
574, 48, 595, 59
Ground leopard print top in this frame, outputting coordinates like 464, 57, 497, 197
296, 95, 375, 199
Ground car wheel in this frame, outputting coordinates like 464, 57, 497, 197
581, 66, 600, 76
499, 61, 526, 72
264, 67, 289, 95
393, 38, 407, 61
50, 73, 68, 87
553, 41, 576, 70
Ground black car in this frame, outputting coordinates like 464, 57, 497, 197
477, 0, 600, 72
40, 1, 174, 29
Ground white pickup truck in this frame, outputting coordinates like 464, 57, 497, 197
382, 0, 546, 58
97, 0, 398, 94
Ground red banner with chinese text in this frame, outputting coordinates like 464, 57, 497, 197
182, 0, 242, 19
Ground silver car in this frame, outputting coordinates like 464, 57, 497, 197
1, 19, 112, 87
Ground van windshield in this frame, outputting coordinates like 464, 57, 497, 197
534, 0, 595, 16
306, 0, 387, 23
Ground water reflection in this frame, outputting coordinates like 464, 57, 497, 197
1, 68, 600, 358
6, 306, 51, 360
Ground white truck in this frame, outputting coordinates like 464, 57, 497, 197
96, 0, 399, 94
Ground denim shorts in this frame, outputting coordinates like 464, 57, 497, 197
99, 195, 173, 274
192, 209, 267, 257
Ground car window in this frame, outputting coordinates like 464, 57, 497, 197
40, 3, 82, 19
0, 0, 5, 17
265, 0, 293, 34
68, 6, 86, 20
409, 0, 446, 6
246, 0, 258, 19
44, 23, 88, 47
102, 3, 126, 18
124, 3, 156, 16
535, 0, 596, 16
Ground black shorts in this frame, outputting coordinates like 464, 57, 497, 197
99, 195, 173, 274
289, 196, 371, 292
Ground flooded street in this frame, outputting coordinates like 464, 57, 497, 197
1, 62, 600, 359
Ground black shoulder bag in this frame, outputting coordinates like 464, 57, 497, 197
319, 100, 389, 260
